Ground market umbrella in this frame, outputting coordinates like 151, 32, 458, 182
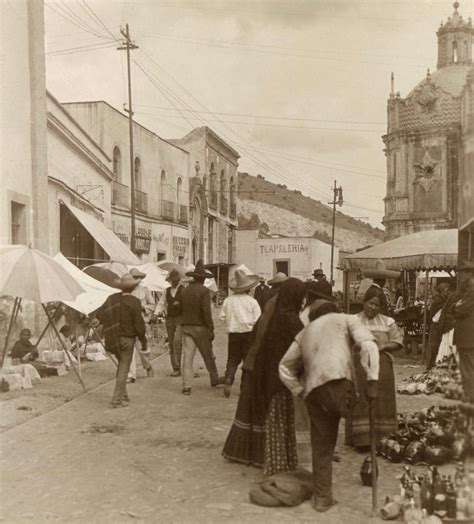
0, 244, 85, 303
128, 262, 169, 292
53, 253, 120, 315
0, 245, 87, 390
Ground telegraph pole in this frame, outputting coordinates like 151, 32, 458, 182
118, 24, 139, 253
329, 180, 343, 287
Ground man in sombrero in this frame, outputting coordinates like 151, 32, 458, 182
127, 268, 155, 382
220, 269, 261, 398
180, 260, 221, 395
362, 260, 400, 316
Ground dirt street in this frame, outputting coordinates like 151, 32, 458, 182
0, 309, 450, 523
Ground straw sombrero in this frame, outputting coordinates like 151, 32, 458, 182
130, 267, 146, 280
116, 273, 139, 291
268, 272, 288, 286
229, 269, 259, 293
362, 259, 400, 280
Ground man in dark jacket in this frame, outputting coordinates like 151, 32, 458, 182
454, 265, 474, 403
102, 274, 147, 408
253, 277, 271, 310
180, 260, 220, 395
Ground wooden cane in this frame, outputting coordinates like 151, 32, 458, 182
369, 397, 378, 517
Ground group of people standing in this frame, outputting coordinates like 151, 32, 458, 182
222, 270, 401, 512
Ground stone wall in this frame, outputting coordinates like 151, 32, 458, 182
238, 198, 381, 253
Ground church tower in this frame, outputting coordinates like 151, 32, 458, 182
437, 2, 473, 68
382, 2, 473, 239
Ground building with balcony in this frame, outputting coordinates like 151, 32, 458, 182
383, 2, 473, 240
170, 126, 239, 290
64, 101, 191, 264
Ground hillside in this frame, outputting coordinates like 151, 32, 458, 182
237, 172, 385, 253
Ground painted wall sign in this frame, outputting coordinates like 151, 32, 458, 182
135, 227, 152, 254
172, 236, 189, 257
259, 243, 308, 255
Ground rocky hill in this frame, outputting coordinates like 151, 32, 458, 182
237, 172, 385, 253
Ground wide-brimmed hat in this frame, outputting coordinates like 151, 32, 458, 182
362, 259, 400, 280
306, 280, 334, 301
185, 259, 213, 279
115, 273, 139, 291
259, 276, 265, 282
229, 269, 259, 293
166, 268, 182, 283
313, 268, 326, 278
130, 267, 146, 280
268, 272, 288, 286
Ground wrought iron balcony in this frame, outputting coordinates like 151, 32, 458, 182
220, 195, 228, 215
135, 189, 148, 214
230, 201, 237, 219
179, 205, 188, 224
112, 181, 130, 208
161, 200, 175, 220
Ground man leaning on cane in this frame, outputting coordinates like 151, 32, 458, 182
279, 299, 379, 513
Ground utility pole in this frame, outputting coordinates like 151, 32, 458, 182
118, 24, 139, 253
329, 180, 343, 287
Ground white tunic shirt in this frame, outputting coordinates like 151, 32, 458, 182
220, 293, 261, 334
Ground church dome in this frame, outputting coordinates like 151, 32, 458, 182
407, 65, 472, 99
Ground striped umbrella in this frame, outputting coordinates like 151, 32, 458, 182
0, 245, 85, 303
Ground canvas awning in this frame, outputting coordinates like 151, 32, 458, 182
63, 202, 140, 265
342, 229, 458, 271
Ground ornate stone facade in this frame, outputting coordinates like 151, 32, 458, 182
383, 2, 474, 239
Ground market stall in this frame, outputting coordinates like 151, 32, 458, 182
341, 229, 458, 356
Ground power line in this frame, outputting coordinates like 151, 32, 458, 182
134, 110, 384, 133
80, 0, 120, 42
133, 104, 385, 126
46, 42, 117, 56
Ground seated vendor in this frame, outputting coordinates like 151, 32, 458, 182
11, 328, 39, 363
11, 328, 61, 377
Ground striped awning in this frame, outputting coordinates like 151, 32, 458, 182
342, 229, 458, 271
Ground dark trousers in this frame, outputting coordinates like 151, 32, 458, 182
305, 379, 356, 505
111, 336, 135, 406
166, 316, 183, 372
458, 347, 474, 403
224, 332, 252, 386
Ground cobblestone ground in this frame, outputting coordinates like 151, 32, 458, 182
0, 310, 453, 524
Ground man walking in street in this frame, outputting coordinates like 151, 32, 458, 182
180, 260, 221, 395
279, 300, 379, 512
220, 269, 261, 398
152, 269, 184, 377
128, 268, 154, 382
253, 277, 271, 311
98, 273, 147, 408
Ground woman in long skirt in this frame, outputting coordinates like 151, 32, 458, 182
346, 287, 403, 449
222, 290, 279, 467
253, 278, 306, 476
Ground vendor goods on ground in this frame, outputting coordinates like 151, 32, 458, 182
380, 462, 474, 522
397, 357, 464, 401
378, 405, 472, 466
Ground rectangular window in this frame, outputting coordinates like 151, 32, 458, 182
157, 251, 166, 262
274, 259, 290, 276
178, 255, 184, 265
11, 201, 26, 244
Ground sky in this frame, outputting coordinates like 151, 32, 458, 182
43, 0, 474, 228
